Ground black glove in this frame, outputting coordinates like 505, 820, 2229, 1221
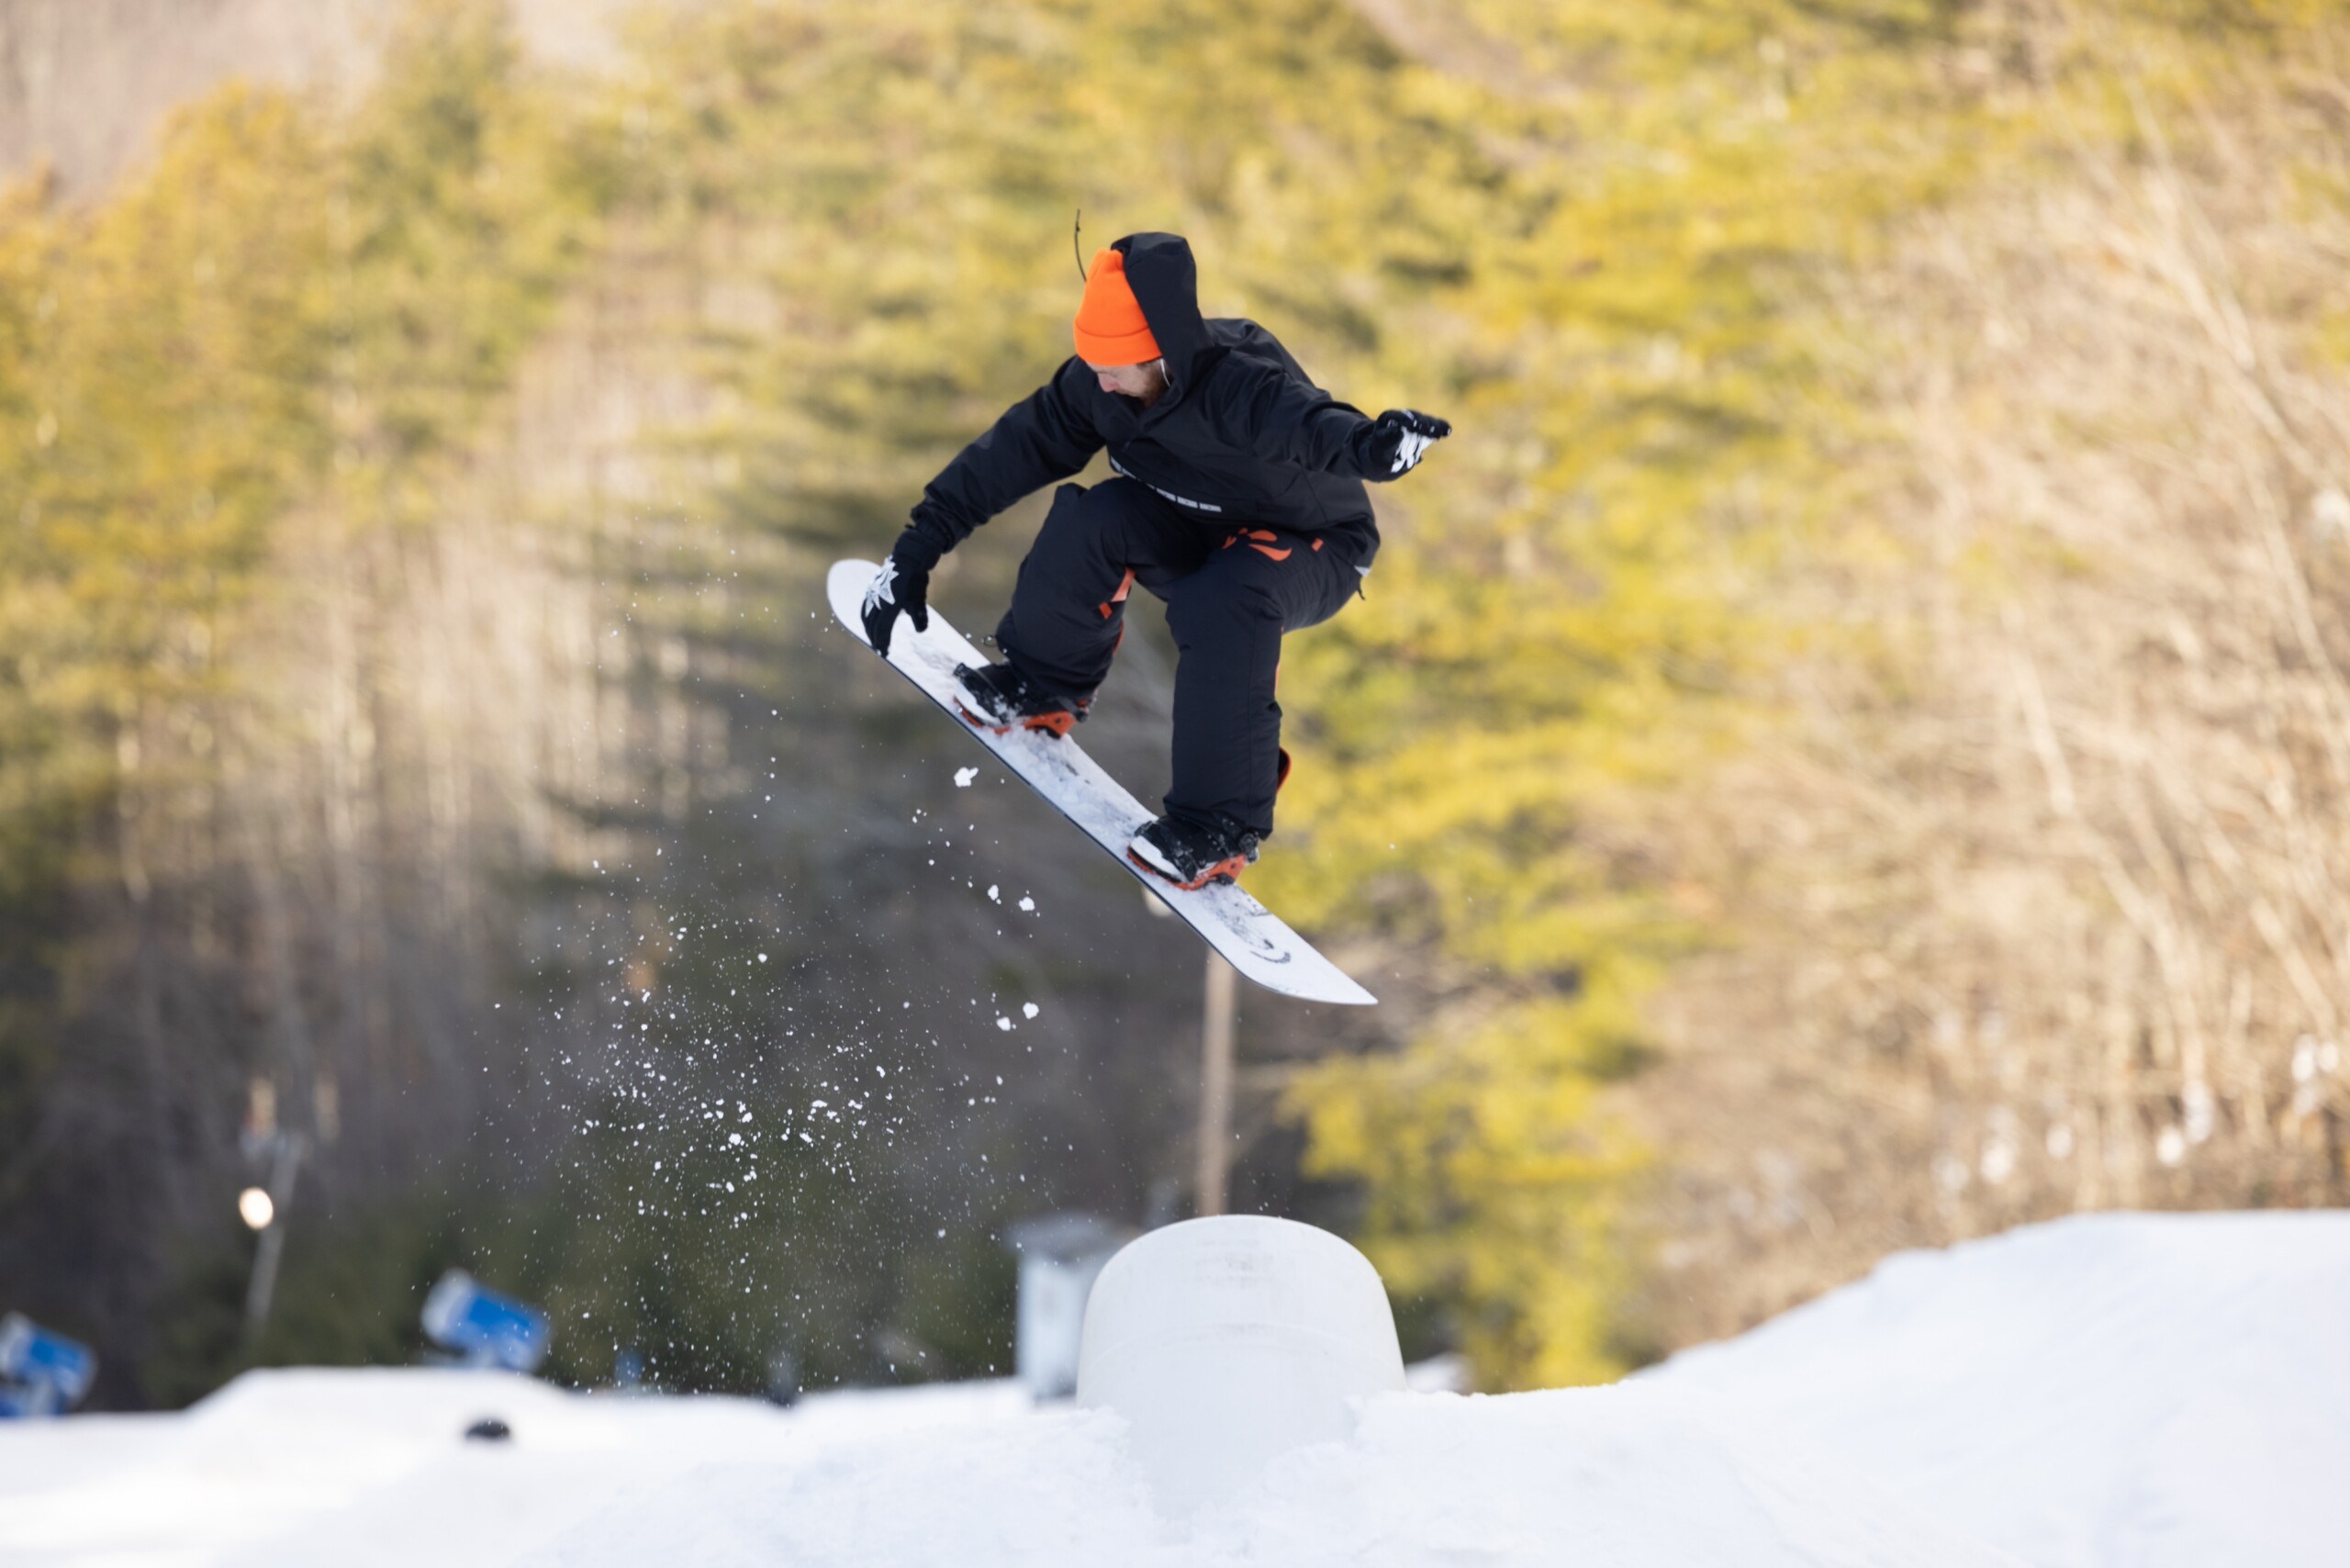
861, 530, 942, 656
1354, 409, 1453, 480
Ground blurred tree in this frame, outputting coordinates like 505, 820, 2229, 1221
8, 0, 2345, 1407
0, 0, 615, 1403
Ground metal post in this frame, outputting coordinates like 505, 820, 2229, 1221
1195, 953, 1238, 1216
243, 1134, 306, 1350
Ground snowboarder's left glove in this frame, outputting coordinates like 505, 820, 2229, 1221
1353, 409, 1452, 479
861, 531, 942, 656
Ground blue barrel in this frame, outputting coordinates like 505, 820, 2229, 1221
420, 1271, 550, 1373
0, 1315, 96, 1413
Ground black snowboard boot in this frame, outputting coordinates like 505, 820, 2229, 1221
954, 661, 1088, 739
1127, 813, 1261, 890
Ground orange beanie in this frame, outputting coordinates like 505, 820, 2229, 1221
1073, 248, 1161, 366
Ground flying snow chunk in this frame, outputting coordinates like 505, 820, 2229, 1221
987, 884, 1001, 902
1022, 1002, 1039, 1019
995, 1016, 1013, 1032
1017, 896, 1035, 913
954, 767, 979, 788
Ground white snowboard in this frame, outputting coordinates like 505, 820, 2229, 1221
827, 559, 1375, 1006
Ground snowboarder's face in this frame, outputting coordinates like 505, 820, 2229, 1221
1090, 358, 1169, 406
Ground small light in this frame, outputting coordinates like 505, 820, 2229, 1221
239, 1187, 275, 1230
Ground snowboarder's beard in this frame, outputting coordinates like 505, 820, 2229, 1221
1092, 358, 1169, 407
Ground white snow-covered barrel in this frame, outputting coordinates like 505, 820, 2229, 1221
1076, 1215, 1404, 1514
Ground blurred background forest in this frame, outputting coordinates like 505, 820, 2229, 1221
1, 0, 2344, 1408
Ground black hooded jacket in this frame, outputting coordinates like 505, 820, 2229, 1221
907, 233, 1382, 570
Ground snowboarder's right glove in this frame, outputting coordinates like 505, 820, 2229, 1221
1354, 409, 1453, 479
861, 530, 942, 657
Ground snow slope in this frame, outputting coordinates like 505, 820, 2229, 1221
1646, 1210, 2350, 1568
0, 1372, 1031, 1568
510, 1383, 2009, 1568
0, 1210, 2338, 1567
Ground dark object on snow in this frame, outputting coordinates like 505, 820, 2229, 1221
464, 1416, 512, 1442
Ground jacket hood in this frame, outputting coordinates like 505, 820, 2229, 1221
1112, 232, 1214, 397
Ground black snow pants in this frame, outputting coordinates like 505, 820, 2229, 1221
992, 478, 1364, 839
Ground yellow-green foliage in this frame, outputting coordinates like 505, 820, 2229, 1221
1282, 0, 2350, 1388
0, 0, 2005, 1391
0, 0, 601, 892
602, 0, 2000, 1390
1261, 3, 1995, 1388
15, 0, 2337, 1394
0, 92, 329, 883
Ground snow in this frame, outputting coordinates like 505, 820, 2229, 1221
2, 1211, 2339, 1566
0, 1373, 1026, 1568
1644, 1210, 2350, 1568
510, 1385, 2006, 1568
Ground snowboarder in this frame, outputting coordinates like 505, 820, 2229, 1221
860, 231, 1450, 890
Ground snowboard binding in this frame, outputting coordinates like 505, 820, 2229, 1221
953, 662, 1088, 739
1127, 813, 1262, 891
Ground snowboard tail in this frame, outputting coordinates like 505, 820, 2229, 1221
826, 559, 1374, 1006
